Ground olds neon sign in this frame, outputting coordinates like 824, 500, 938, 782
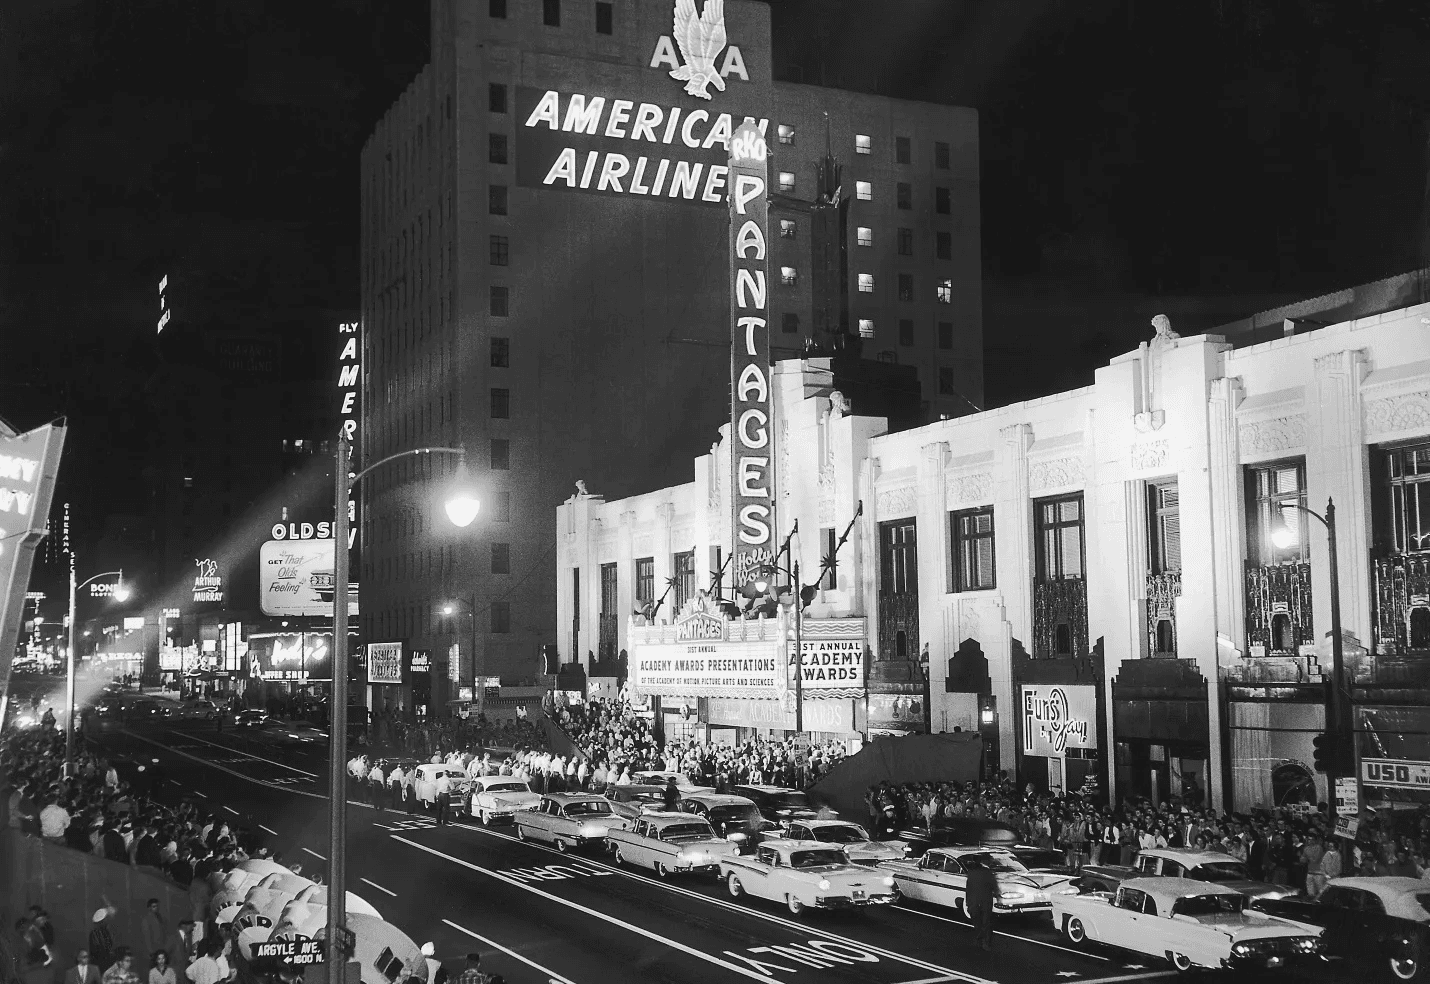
728, 117, 773, 588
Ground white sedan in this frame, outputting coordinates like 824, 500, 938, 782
882, 847, 1076, 915
780, 820, 909, 866
1053, 877, 1323, 972
469, 776, 542, 825
721, 840, 896, 916
606, 813, 738, 877
412, 763, 473, 808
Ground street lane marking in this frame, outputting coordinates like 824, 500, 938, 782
893, 978, 963, 984
442, 919, 578, 984
360, 878, 397, 898
170, 730, 320, 778
395, 837, 783, 983
121, 729, 328, 801
421, 827, 992, 983
223, 806, 239, 815
303, 848, 326, 861
892, 905, 1108, 961
259, 825, 278, 836
195, 791, 207, 798
1072, 974, 1175, 984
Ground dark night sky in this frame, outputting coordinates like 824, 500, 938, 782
4, 0, 1429, 428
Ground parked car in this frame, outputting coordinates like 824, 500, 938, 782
1254, 876, 1430, 981
412, 763, 473, 809
607, 812, 737, 877
679, 792, 777, 850
1008, 845, 1078, 877
733, 784, 818, 822
125, 698, 171, 722
468, 775, 542, 825
1052, 876, 1323, 972
1132, 848, 1299, 901
631, 770, 714, 794
897, 818, 1020, 856
606, 783, 671, 821
778, 819, 909, 865
881, 847, 1077, 916
1074, 864, 1141, 895
513, 793, 629, 852
233, 709, 271, 728
175, 699, 219, 720
721, 840, 896, 915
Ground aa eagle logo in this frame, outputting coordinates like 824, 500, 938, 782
650, 0, 748, 100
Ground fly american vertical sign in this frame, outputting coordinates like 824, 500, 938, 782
0, 419, 66, 692
728, 118, 774, 589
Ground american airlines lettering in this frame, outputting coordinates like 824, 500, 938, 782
517, 88, 767, 206
728, 117, 773, 585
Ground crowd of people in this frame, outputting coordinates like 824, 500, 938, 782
868, 775, 1430, 896
2, 724, 295, 984
551, 697, 850, 790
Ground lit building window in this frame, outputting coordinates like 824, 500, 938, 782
779, 219, 796, 238
856, 227, 873, 247
857, 273, 875, 293
778, 124, 795, 145
855, 134, 871, 154
778, 171, 795, 193
937, 279, 952, 304
855, 181, 872, 201
858, 319, 875, 338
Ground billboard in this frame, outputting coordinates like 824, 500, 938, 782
793, 618, 867, 698
366, 642, 402, 685
259, 539, 357, 617
247, 631, 332, 682
1021, 684, 1097, 757
727, 118, 774, 590
0, 420, 67, 688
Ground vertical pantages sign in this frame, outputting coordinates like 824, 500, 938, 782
0, 420, 67, 689
337, 321, 361, 554
728, 117, 774, 590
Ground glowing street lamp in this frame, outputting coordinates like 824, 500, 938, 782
326, 440, 474, 983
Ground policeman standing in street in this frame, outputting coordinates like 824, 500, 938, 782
965, 857, 997, 952
434, 772, 451, 826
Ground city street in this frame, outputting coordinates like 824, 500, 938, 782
63, 712, 1351, 984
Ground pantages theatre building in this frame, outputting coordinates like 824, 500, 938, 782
559, 279, 1430, 816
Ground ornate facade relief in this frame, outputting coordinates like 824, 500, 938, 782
1364, 390, 1430, 438
1028, 455, 1085, 493
948, 471, 993, 505
876, 484, 918, 518
1237, 415, 1307, 457
1130, 439, 1169, 472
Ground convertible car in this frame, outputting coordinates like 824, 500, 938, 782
721, 840, 896, 915
1052, 876, 1323, 972
606, 813, 737, 876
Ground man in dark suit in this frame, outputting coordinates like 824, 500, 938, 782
169, 920, 197, 982
965, 858, 997, 952
64, 949, 100, 984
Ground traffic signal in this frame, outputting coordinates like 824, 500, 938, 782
1313, 732, 1351, 774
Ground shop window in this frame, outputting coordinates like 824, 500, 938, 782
935, 141, 950, 169
895, 135, 911, 164
635, 557, 655, 607
856, 226, 873, 247
896, 183, 912, 209
951, 507, 996, 591
1245, 460, 1307, 565
897, 227, 913, 255
595, 1, 613, 34
489, 83, 507, 114
673, 550, 696, 609
1036, 494, 1084, 581
936, 187, 950, 214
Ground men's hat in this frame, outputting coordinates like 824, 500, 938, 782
92, 909, 108, 923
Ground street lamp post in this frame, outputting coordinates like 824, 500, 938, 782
441, 597, 478, 715
326, 439, 477, 984
66, 565, 128, 777
1270, 497, 1349, 800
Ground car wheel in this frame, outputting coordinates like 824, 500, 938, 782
516, 824, 528, 842
480, 810, 490, 827
1390, 950, 1421, 982
1167, 952, 1193, 973
555, 837, 569, 853
787, 895, 804, 916
614, 849, 626, 866
727, 874, 743, 898
1064, 916, 1086, 945
889, 882, 903, 902
655, 862, 669, 879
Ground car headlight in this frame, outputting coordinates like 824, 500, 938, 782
882, 876, 895, 887
999, 889, 1024, 899
1232, 943, 1251, 956
1057, 886, 1080, 896
727, 832, 746, 842
1294, 938, 1320, 953
818, 879, 831, 890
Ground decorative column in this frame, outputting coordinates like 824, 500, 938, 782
994, 423, 1033, 771
1207, 377, 1246, 655
1307, 350, 1372, 653
618, 509, 636, 660
918, 442, 951, 710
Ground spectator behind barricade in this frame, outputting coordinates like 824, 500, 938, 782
102, 947, 140, 984
65, 949, 100, 984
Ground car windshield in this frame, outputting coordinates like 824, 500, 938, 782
963, 853, 1027, 873
1171, 894, 1246, 917
563, 800, 612, 817
813, 825, 869, 844
1187, 862, 1250, 883
790, 849, 847, 869
487, 782, 528, 793
662, 823, 716, 842
709, 805, 761, 824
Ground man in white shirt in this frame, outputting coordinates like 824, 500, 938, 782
39, 799, 70, 843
